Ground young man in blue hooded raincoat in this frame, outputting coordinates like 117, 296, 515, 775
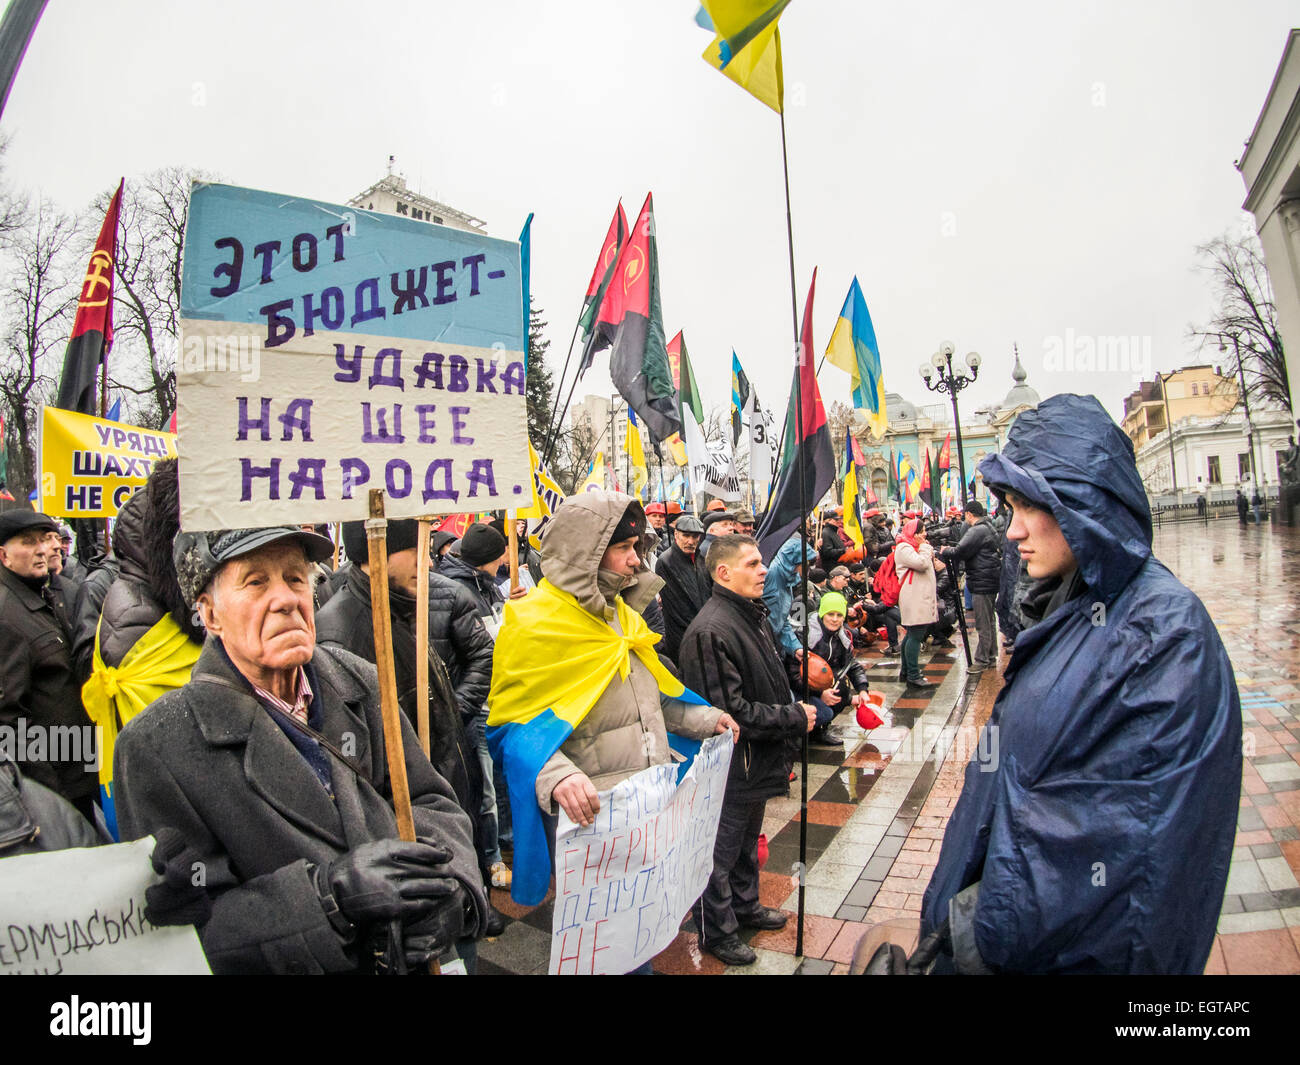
920, 394, 1242, 974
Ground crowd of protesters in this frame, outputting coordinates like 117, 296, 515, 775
0, 395, 1244, 975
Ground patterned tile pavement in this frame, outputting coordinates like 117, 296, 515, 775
854, 519, 1300, 976
477, 519, 1300, 974
478, 621, 974, 974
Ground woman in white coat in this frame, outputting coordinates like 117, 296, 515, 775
894, 518, 946, 690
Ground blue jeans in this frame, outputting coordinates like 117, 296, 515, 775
493, 760, 513, 850
475, 728, 502, 867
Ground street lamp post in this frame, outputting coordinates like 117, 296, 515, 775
1156, 371, 1179, 498
920, 342, 981, 507
1222, 333, 1266, 520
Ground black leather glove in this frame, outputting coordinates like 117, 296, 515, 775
317, 839, 459, 929
144, 827, 213, 928
860, 923, 950, 975
401, 882, 469, 968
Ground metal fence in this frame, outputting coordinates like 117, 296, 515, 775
1148, 487, 1280, 526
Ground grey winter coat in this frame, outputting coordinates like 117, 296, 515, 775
114, 638, 486, 974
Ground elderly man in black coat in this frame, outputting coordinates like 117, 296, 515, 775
114, 525, 486, 975
0, 509, 97, 819
656, 514, 711, 663
678, 533, 816, 967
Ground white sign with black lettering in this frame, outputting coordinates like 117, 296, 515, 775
0, 837, 211, 974
549, 732, 733, 974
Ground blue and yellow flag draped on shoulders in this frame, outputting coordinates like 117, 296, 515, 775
487, 579, 708, 905
825, 276, 888, 441
82, 615, 202, 839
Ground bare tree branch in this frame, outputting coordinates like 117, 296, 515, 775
1188, 227, 1291, 414
0, 198, 79, 497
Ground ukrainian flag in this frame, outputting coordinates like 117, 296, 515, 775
825, 277, 888, 441
696, 1, 790, 114
626, 409, 648, 500
580, 453, 606, 493
82, 615, 201, 839
842, 425, 864, 549
898, 453, 919, 504
486, 581, 708, 905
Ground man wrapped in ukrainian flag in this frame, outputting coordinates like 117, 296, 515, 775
487, 490, 738, 909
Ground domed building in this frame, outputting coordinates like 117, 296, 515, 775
847, 349, 1042, 510
987, 346, 1041, 446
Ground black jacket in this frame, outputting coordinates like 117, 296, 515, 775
819, 523, 848, 570
45, 573, 78, 638
678, 585, 807, 802
317, 563, 494, 725
941, 517, 1002, 595
0, 564, 95, 802
114, 639, 486, 974
801, 622, 871, 698
71, 557, 119, 684
315, 563, 491, 876
94, 466, 204, 670
867, 522, 895, 564
437, 555, 505, 618
656, 545, 712, 662
0, 755, 101, 857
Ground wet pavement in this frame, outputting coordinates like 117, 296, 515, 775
477, 621, 972, 975
477, 518, 1300, 974
855, 517, 1300, 976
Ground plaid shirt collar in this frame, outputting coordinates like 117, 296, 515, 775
250, 666, 313, 725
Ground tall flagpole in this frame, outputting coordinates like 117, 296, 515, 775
776, 50, 812, 960
540, 317, 584, 463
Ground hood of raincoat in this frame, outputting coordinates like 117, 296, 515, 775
921, 393, 1242, 974
540, 489, 661, 617
977, 394, 1151, 605
767, 535, 816, 591
760, 534, 818, 658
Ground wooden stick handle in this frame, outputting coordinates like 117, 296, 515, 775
415, 517, 432, 758
507, 511, 520, 594
365, 490, 415, 844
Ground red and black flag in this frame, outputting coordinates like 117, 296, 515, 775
755, 268, 835, 562
575, 201, 628, 379
591, 192, 680, 442
919, 446, 933, 512
55, 178, 123, 414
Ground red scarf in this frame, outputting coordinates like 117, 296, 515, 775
896, 518, 926, 587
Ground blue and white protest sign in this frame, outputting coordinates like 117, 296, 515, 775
549, 732, 733, 974
177, 182, 528, 530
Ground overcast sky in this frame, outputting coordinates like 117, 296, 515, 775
3, 0, 1295, 430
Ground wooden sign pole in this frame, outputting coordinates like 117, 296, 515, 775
365, 490, 415, 843
414, 516, 433, 758
506, 511, 520, 594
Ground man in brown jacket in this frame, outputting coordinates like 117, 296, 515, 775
487, 490, 739, 974
531, 491, 736, 821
